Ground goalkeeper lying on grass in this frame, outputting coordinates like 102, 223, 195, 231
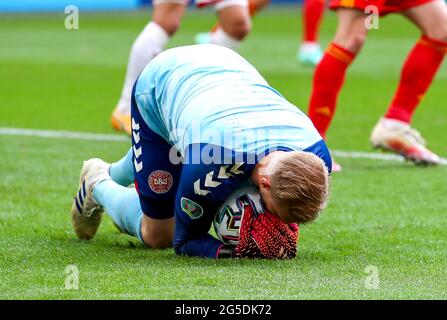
71, 44, 331, 259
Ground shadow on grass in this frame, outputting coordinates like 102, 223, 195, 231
49, 230, 343, 269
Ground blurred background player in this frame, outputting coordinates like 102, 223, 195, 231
308, 0, 447, 171
111, 0, 251, 135
299, 0, 326, 65
194, 0, 326, 66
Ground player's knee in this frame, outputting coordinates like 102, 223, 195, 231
352, 32, 367, 50
141, 225, 173, 249
334, 14, 368, 53
335, 31, 366, 54
141, 231, 172, 249
223, 17, 252, 40
425, 23, 447, 42
157, 18, 181, 36
345, 31, 367, 53
152, 3, 184, 36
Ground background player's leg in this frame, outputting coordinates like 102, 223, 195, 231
308, 9, 367, 139
195, 0, 268, 46
384, 0, 447, 124
370, 0, 446, 165
112, 2, 186, 134
307, 9, 368, 172
298, 0, 326, 66
210, 0, 251, 50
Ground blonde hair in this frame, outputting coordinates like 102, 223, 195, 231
270, 151, 330, 224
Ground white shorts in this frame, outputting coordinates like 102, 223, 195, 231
152, 0, 248, 10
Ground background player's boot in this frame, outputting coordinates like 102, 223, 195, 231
71, 158, 111, 240
111, 108, 132, 135
370, 118, 440, 165
194, 32, 212, 45
298, 42, 323, 66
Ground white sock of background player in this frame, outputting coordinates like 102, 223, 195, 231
210, 28, 242, 50
209, 0, 250, 51
116, 21, 170, 115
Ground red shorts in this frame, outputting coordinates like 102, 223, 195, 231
329, 0, 435, 15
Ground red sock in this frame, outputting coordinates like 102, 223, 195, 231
308, 43, 356, 139
385, 36, 447, 123
303, 0, 325, 43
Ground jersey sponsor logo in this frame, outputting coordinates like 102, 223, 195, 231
148, 170, 173, 194
181, 197, 204, 219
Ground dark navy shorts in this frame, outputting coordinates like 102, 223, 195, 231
131, 92, 182, 220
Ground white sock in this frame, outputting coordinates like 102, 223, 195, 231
381, 117, 410, 130
300, 42, 321, 52
210, 28, 241, 51
116, 21, 170, 114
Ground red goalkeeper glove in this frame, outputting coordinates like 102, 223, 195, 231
236, 198, 299, 259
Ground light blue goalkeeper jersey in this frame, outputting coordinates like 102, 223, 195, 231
133, 44, 322, 156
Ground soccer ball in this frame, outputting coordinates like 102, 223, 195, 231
213, 184, 262, 245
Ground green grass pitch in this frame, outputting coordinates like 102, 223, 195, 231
0, 7, 446, 299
